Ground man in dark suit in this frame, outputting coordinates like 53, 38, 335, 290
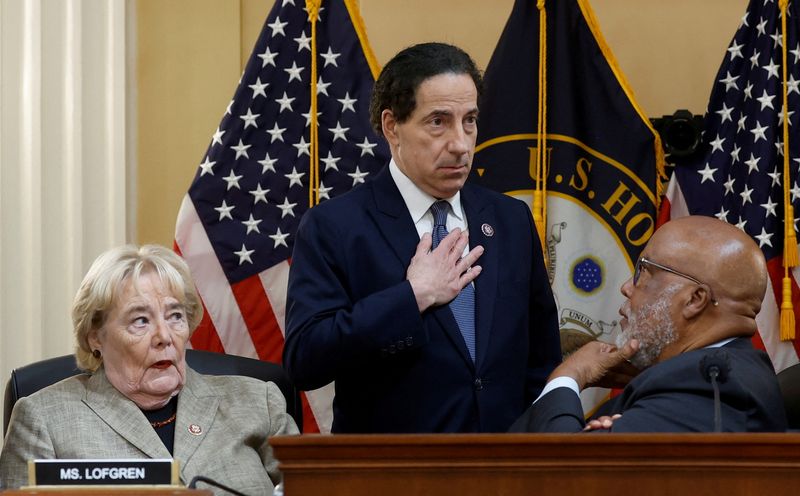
511, 215, 787, 433
283, 42, 562, 433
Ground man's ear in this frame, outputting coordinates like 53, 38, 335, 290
381, 109, 399, 147
682, 285, 714, 319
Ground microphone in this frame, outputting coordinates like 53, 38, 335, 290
188, 475, 249, 496
699, 349, 732, 432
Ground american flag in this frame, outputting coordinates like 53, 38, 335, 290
173, 0, 390, 433
664, 0, 800, 372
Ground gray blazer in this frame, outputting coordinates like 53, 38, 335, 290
0, 366, 298, 494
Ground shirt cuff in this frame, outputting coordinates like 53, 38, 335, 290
532, 376, 580, 405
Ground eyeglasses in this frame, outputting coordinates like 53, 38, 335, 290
634, 256, 718, 306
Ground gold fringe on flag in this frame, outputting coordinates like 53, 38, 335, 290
534, 0, 548, 264
307, 0, 322, 207
779, 0, 796, 340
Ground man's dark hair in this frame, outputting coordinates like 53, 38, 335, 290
369, 42, 483, 137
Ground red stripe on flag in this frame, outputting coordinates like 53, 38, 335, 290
656, 196, 671, 229
750, 327, 766, 352
300, 392, 320, 433
765, 257, 800, 359
230, 275, 285, 364
174, 242, 226, 353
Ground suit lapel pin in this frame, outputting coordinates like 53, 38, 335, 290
188, 424, 203, 436
481, 223, 494, 237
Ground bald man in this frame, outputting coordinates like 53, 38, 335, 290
510, 216, 787, 433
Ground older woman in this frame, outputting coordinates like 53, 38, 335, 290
0, 245, 298, 494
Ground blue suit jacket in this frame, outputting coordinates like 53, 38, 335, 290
284, 166, 561, 433
509, 337, 787, 432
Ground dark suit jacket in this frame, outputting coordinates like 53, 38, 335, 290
284, 166, 561, 433
509, 337, 787, 432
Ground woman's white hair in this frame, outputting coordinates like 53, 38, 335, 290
72, 244, 203, 371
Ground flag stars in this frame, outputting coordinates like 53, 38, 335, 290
275, 91, 296, 113
727, 40, 744, 60
241, 214, 262, 234
231, 139, 251, 159
743, 82, 754, 100
249, 183, 270, 204
768, 168, 782, 187
770, 30, 783, 49
294, 31, 311, 52
321, 151, 341, 171
248, 77, 268, 99
258, 47, 278, 67
739, 185, 754, 205
716, 103, 734, 123
779, 106, 795, 126
787, 74, 800, 95
234, 244, 255, 265
755, 228, 774, 248
285, 62, 305, 82
318, 181, 333, 200
215, 200, 234, 221
791, 181, 800, 202
735, 216, 748, 231
267, 123, 287, 143
211, 127, 225, 146
756, 90, 776, 111
744, 153, 760, 173
792, 44, 800, 64
329, 121, 349, 141
269, 228, 290, 248
268, 16, 288, 37
301, 110, 321, 127
293, 136, 311, 157
285, 167, 305, 188
723, 175, 736, 195
763, 58, 780, 80
749, 50, 760, 68
338, 92, 357, 113
277, 197, 298, 218
719, 71, 739, 92
761, 196, 778, 218
199, 157, 216, 176
316, 76, 331, 96
730, 144, 741, 163
320, 47, 341, 67
697, 163, 717, 183
738, 114, 747, 132
710, 134, 725, 153
751, 121, 769, 142
715, 206, 729, 222
356, 137, 377, 156
222, 170, 243, 190
240, 108, 260, 129
756, 17, 768, 36
348, 166, 369, 186
258, 153, 278, 174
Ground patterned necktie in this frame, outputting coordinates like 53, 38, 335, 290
430, 201, 476, 362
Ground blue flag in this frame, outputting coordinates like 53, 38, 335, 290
471, 0, 663, 409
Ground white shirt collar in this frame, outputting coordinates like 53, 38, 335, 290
388, 159, 464, 223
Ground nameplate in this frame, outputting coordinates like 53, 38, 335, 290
28, 459, 179, 486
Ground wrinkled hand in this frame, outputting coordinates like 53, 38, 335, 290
583, 414, 622, 432
548, 339, 640, 390
407, 229, 484, 312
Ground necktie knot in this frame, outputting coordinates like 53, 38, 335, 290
430, 201, 450, 229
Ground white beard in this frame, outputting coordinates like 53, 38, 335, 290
616, 284, 681, 370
